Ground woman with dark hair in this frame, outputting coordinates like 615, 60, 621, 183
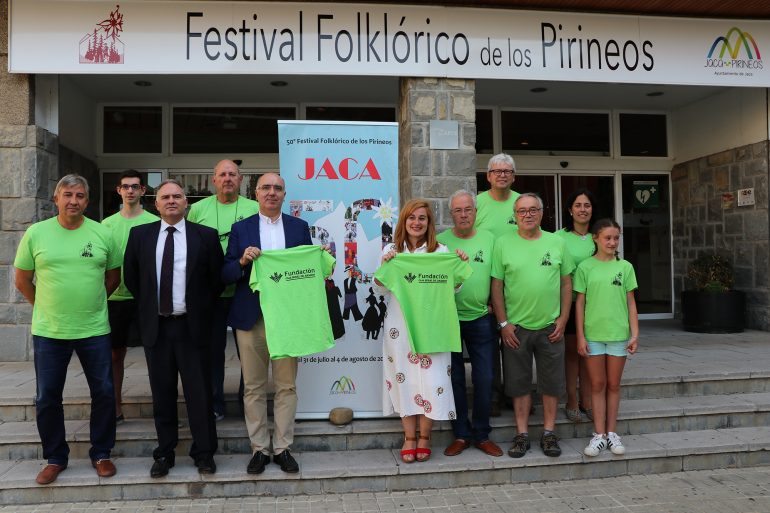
556, 188, 597, 423
375, 198, 465, 464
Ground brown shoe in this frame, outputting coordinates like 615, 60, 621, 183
36, 463, 66, 485
475, 439, 504, 457
443, 438, 471, 456
92, 459, 117, 478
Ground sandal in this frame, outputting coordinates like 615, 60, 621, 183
416, 434, 432, 462
579, 404, 594, 421
400, 436, 417, 464
564, 407, 582, 423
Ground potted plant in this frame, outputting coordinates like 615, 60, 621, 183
681, 252, 746, 333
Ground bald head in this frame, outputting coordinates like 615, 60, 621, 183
256, 172, 286, 219
212, 159, 242, 203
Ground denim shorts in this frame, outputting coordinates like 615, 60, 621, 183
587, 340, 629, 357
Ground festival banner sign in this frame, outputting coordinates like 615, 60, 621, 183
279, 120, 398, 418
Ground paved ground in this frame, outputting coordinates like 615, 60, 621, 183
2, 466, 770, 512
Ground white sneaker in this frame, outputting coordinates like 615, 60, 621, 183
607, 432, 626, 455
583, 433, 607, 457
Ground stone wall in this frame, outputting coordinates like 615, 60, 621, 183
671, 141, 770, 330
398, 77, 476, 230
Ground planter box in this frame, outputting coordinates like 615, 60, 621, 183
681, 290, 746, 333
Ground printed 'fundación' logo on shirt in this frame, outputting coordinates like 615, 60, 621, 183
403, 272, 449, 284
273, 268, 317, 283
81, 242, 94, 258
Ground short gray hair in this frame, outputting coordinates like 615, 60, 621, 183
156, 178, 186, 195
487, 153, 516, 173
448, 189, 476, 209
54, 174, 89, 199
515, 192, 544, 210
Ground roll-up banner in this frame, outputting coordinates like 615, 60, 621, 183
279, 120, 399, 419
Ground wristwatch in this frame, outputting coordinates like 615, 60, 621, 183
497, 320, 509, 330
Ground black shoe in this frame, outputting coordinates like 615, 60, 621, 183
247, 451, 271, 475
540, 432, 562, 457
150, 456, 174, 478
195, 455, 217, 474
273, 450, 299, 473
507, 434, 531, 458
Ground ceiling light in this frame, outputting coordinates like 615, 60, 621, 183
133, 80, 152, 87
270, 80, 288, 87
530, 87, 548, 93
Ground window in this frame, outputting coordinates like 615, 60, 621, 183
305, 106, 395, 122
103, 106, 163, 153
475, 109, 494, 154
172, 106, 296, 154
619, 113, 668, 157
501, 111, 610, 156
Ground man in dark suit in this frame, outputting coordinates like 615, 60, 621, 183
124, 179, 223, 478
222, 172, 311, 475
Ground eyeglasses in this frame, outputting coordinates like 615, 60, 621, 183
218, 231, 231, 242
489, 169, 514, 176
119, 184, 142, 191
450, 208, 475, 215
515, 207, 542, 217
257, 184, 284, 192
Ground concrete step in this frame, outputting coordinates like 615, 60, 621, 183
3, 426, 770, 505
3, 392, 770, 460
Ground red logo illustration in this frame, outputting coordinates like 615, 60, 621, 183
79, 4, 125, 64
300, 158, 382, 181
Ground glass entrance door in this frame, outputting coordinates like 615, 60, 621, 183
621, 174, 672, 315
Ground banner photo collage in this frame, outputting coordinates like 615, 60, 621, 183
279, 121, 399, 418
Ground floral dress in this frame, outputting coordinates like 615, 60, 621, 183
379, 242, 456, 421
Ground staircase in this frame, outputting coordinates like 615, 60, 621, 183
1, 320, 769, 504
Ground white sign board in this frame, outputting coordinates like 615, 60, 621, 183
8, 1, 770, 86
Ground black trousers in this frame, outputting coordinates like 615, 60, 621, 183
144, 316, 218, 461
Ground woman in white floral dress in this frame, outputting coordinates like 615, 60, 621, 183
376, 198, 465, 463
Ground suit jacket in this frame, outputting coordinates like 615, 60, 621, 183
123, 220, 224, 347
222, 213, 312, 331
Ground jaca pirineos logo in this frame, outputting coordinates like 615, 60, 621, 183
330, 376, 356, 395
79, 4, 125, 64
299, 157, 382, 180
705, 27, 763, 74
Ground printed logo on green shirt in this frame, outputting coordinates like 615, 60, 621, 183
403, 272, 449, 284
473, 250, 485, 263
541, 251, 552, 266
330, 376, 356, 395
404, 272, 417, 283
507, 215, 516, 225
612, 272, 623, 286
81, 242, 94, 258
270, 272, 283, 283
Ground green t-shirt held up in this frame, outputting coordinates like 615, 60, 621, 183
436, 229, 495, 321
14, 217, 122, 339
102, 209, 159, 301
474, 190, 520, 240
491, 231, 575, 331
249, 245, 336, 359
375, 252, 473, 354
188, 195, 260, 298
573, 257, 638, 342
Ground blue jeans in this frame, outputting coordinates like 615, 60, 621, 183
33, 335, 116, 465
450, 314, 496, 442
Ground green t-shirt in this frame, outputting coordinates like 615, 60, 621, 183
474, 190, 520, 240
491, 231, 575, 330
436, 229, 495, 321
102, 209, 159, 301
573, 257, 638, 342
14, 217, 122, 339
556, 229, 596, 300
375, 252, 473, 354
249, 245, 336, 359
188, 195, 260, 297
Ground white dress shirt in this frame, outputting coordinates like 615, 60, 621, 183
259, 212, 286, 251
156, 218, 187, 315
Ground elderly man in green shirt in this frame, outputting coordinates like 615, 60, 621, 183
491, 193, 574, 459
15, 174, 122, 485
187, 159, 259, 421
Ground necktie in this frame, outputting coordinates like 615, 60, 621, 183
159, 226, 175, 316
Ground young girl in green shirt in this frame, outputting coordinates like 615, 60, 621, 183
574, 218, 639, 457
